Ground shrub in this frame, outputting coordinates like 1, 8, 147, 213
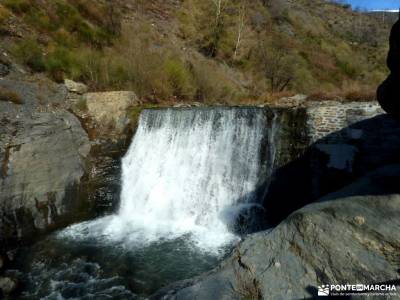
344, 90, 376, 102
45, 46, 76, 81
306, 91, 342, 102
24, 8, 53, 31
3, 0, 31, 14
0, 5, 11, 24
163, 58, 195, 99
53, 28, 76, 47
336, 59, 358, 79
191, 59, 241, 103
0, 87, 23, 104
75, 97, 87, 111
12, 38, 46, 72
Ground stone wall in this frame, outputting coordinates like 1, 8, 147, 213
265, 100, 400, 224
304, 101, 399, 177
306, 101, 384, 143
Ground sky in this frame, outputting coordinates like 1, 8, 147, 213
344, 0, 400, 10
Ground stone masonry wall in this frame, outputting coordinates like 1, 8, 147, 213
304, 101, 400, 202
306, 101, 384, 143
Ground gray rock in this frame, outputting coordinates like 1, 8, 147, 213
0, 75, 136, 251
0, 111, 90, 247
84, 91, 138, 134
64, 79, 88, 95
157, 166, 400, 299
0, 63, 9, 77
0, 76, 68, 113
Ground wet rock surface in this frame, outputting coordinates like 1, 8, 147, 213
155, 166, 400, 299
0, 70, 133, 251
0, 111, 91, 249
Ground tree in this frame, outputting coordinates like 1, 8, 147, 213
257, 39, 296, 93
206, 0, 228, 57
233, 3, 246, 59
262, 0, 289, 22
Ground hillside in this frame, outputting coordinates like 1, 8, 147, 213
0, 0, 394, 104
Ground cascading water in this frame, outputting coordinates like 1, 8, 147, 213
103, 108, 272, 249
12, 107, 281, 297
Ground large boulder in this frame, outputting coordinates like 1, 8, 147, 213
0, 111, 90, 249
72, 91, 140, 213
155, 165, 400, 299
0, 71, 134, 251
84, 91, 139, 134
64, 79, 88, 95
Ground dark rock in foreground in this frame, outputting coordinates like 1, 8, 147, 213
378, 20, 400, 118
155, 166, 400, 299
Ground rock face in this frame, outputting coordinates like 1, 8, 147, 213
155, 166, 400, 299
74, 91, 139, 213
64, 79, 88, 95
265, 107, 400, 224
378, 20, 400, 118
0, 111, 90, 249
85, 91, 138, 133
0, 71, 137, 251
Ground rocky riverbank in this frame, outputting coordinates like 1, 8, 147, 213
153, 165, 400, 299
1, 59, 399, 298
0, 62, 136, 255
151, 110, 400, 299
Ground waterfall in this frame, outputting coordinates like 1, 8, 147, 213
61, 107, 279, 252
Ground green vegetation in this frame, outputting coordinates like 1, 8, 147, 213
0, 0, 391, 104
74, 97, 88, 112
12, 38, 46, 72
0, 4, 11, 24
3, 0, 118, 81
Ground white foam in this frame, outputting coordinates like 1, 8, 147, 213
60, 108, 273, 253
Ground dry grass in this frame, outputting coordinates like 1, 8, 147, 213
344, 89, 376, 102
1, 0, 391, 104
0, 87, 23, 104
306, 91, 343, 102
307, 88, 377, 102
0, 5, 11, 23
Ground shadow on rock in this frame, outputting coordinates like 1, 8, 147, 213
378, 19, 400, 119
263, 114, 400, 225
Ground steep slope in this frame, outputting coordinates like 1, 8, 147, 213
0, 0, 394, 104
